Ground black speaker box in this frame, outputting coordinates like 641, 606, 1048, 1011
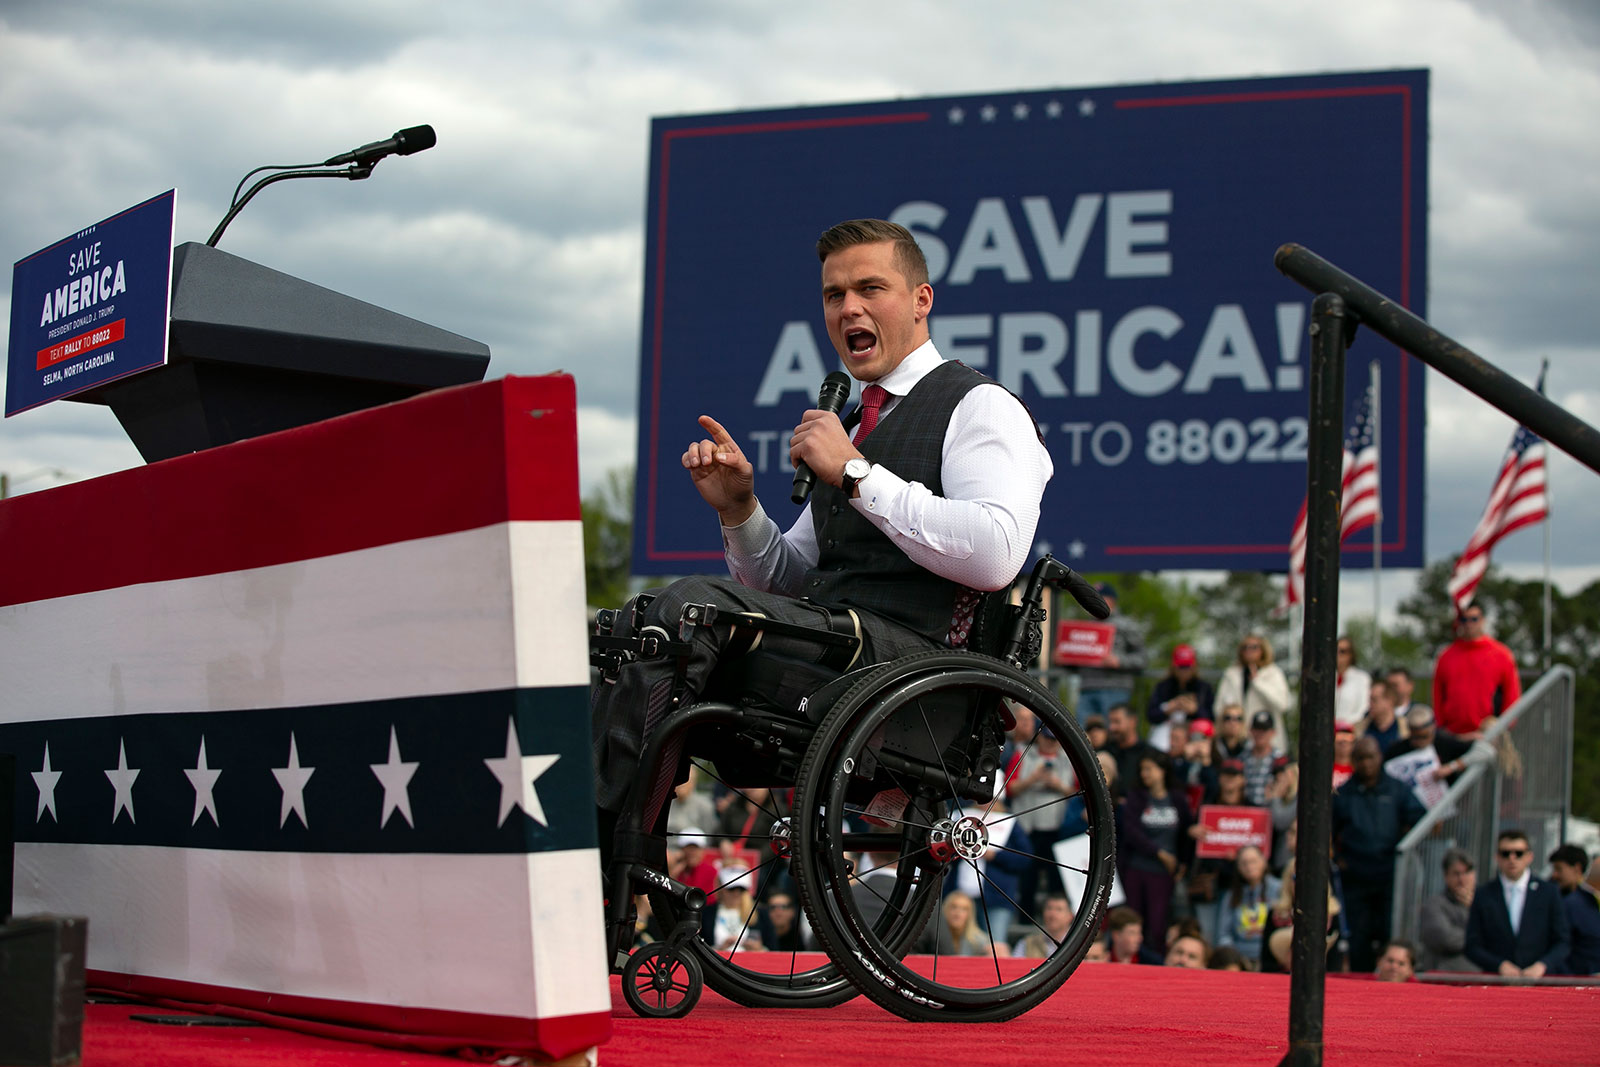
0, 916, 88, 1067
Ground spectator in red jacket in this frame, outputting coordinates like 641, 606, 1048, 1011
1432, 600, 1521, 738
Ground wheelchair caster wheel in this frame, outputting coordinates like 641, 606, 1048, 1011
622, 943, 703, 1019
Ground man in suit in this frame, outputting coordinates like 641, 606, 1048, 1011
1465, 828, 1570, 977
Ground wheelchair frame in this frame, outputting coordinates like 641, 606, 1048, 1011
590, 555, 1117, 1022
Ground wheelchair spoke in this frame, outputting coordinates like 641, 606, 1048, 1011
988, 788, 1084, 830
987, 838, 1091, 877
691, 761, 785, 823
840, 805, 940, 834
915, 697, 965, 819
966, 860, 1005, 985
981, 720, 1046, 820
972, 860, 1063, 955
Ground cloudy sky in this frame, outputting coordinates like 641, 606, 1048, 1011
2, 0, 1596, 628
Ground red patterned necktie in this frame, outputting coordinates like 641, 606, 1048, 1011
853, 384, 889, 444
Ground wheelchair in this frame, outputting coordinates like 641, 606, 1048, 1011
589, 555, 1117, 1023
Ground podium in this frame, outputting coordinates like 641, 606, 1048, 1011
0, 377, 609, 1061
72, 241, 491, 463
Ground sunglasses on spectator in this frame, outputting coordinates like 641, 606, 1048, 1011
1498, 848, 1528, 858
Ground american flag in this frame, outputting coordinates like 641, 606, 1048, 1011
1281, 379, 1380, 610
1447, 371, 1551, 611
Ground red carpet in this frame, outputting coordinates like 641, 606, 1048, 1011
75, 960, 1600, 1066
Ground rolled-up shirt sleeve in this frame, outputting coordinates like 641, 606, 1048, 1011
851, 383, 1051, 591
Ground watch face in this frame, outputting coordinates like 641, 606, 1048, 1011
845, 458, 871, 480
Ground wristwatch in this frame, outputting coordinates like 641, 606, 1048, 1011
840, 457, 872, 497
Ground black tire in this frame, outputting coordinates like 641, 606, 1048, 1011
648, 770, 940, 1009
645, 839, 855, 1009
621, 942, 703, 1019
794, 651, 1116, 1023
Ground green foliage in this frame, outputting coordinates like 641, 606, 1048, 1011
581, 468, 634, 608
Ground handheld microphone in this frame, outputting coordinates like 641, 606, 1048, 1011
323, 125, 437, 167
791, 371, 854, 504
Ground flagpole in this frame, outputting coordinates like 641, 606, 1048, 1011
1370, 360, 1382, 665
1541, 357, 1552, 671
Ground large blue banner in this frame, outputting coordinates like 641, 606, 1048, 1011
7, 190, 175, 417
633, 70, 1427, 575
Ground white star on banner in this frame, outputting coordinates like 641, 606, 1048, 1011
184, 737, 222, 826
1046, 100, 1064, 118
271, 733, 315, 829
1035, 540, 1053, 559
484, 719, 560, 827
1078, 98, 1097, 117
1068, 539, 1087, 559
33, 743, 62, 822
370, 725, 419, 828
104, 739, 140, 825
980, 104, 997, 123
1012, 101, 1030, 120
947, 106, 965, 124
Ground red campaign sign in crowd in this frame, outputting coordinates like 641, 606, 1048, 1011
1195, 804, 1271, 860
1053, 620, 1116, 666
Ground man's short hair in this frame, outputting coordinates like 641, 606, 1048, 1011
815, 219, 929, 287
1106, 906, 1142, 933
1370, 679, 1399, 704
1441, 847, 1474, 874
1497, 828, 1530, 847
1382, 939, 1417, 967
1550, 844, 1589, 870
1384, 666, 1413, 683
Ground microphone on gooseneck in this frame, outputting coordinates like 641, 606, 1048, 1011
791, 371, 854, 504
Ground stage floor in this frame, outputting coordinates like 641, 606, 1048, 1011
75, 957, 1600, 1066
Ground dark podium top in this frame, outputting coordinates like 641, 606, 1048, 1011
73, 242, 491, 462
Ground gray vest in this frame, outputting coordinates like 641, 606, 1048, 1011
803, 360, 998, 642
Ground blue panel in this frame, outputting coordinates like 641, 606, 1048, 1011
7, 190, 176, 416
634, 71, 1428, 573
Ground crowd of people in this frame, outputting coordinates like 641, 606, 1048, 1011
642, 599, 1597, 983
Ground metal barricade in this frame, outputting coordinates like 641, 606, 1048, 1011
1390, 666, 1576, 954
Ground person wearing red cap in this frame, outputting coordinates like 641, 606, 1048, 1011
1147, 642, 1215, 747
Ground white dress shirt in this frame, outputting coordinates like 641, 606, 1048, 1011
723, 339, 1053, 599
1502, 869, 1531, 935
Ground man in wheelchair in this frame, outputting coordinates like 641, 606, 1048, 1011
590, 219, 1114, 1022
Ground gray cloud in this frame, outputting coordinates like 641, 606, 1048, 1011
2, 0, 1597, 612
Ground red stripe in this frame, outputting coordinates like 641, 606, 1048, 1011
0, 376, 579, 608
87, 970, 609, 1058
38, 317, 125, 369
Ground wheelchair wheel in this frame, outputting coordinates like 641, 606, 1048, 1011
648, 770, 940, 1010
794, 651, 1115, 1023
622, 942, 703, 1019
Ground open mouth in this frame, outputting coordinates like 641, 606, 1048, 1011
845, 327, 877, 357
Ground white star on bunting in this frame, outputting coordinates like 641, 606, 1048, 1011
484, 719, 560, 827
980, 104, 997, 122
33, 743, 62, 822
104, 739, 140, 825
1046, 100, 1063, 118
370, 725, 420, 828
947, 106, 965, 124
1078, 98, 1097, 117
184, 737, 222, 826
271, 733, 315, 829
1012, 101, 1030, 120
1068, 539, 1087, 559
